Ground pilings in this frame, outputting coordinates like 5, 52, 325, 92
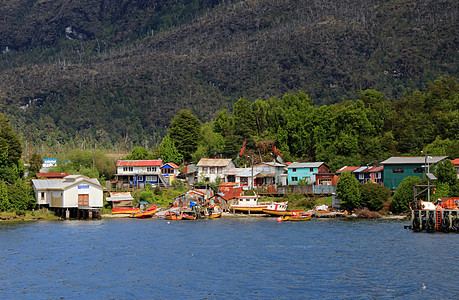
410, 209, 459, 233
50, 208, 101, 220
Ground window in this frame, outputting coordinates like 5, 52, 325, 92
240, 177, 248, 186
138, 175, 144, 181
146, 175, 157, 182
210, 167, 215, 174
264, 166, 271, 172
413, 168, 424, 173
203, 167, 208, 173
392, 168, 404, 173
40, 192, 45, 200
217, 167, 222, 174
359, 173, 364, 180
292, 177, 298, 181
375, 172, 381, 179
123, 167, 133, 172
310, 168, 314, 172
292, 168, 297, 172
147, 167, 157, 172
162, 168, 173, 174
318, 179, 332, 185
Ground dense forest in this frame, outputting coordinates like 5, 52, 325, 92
0, 0, 457, 152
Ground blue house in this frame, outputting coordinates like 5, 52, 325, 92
287, 162, 329, 185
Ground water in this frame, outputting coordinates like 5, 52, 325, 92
0, 218, 458, 299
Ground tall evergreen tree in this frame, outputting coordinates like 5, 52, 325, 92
169, 109, 202, 161
159, 134, 183, 164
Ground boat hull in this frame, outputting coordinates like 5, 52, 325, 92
230, 206, 268, 214
205, 212, 222, 219
112, 208, 140, 214
263, 209, 302, 216
130, 207, 157, 218
280, 215, 312, 221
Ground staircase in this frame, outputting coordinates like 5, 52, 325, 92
436, 207, 442, 231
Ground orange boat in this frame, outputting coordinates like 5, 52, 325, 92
279, 212, 312, 222
181, 213, 197, 220
165, 211, 182, 220
130, 205, 157, 218
204, 205, 223, 219
112, 207, 140, 214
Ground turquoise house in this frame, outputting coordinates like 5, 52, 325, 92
380, 156, 448, 190
287, 162, 329, 185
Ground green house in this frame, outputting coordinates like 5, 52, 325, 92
380, 156, 448, 190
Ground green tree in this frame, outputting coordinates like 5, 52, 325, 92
169, 109, 202, 161
0, 180, 11, 211
8, 180, 35, 211
359, 183, 391, 211
336, 171, 361, 212
159, 134, 183, 164
126, 146, 152, 160
233, 97, 256, 139
29, 153, 43, 176
434, 159, 457, 187
392, 176, 424, 213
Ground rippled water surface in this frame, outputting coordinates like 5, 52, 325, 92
1, 218, 458, 299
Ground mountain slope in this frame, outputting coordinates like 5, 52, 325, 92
0, 0, 457, 148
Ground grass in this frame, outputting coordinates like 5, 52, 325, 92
0, 209, 59, 222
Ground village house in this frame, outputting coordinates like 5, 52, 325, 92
196, 158, 235, 183
31, 175, 103, 218
253, 161, 286, 187
211, 182, 244, 211
287, 162, 329, 185
336, 166, 383, 185
179, 163, 198, 185
105, 191, 134, 209
380, 156, 448, 190
115, 160, 167, 188
224, 167, 259, 191
161, 162, 180, 186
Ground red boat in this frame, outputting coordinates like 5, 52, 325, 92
130, 205, 158, 218
112, 207, 140, 214
165, 211, 182, 220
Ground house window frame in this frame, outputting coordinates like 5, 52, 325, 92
147, 166, 157, 172
392, 168, 404, 173
138, 175, 144, 182
292, 176, 298, 182
123, 166, 133, 172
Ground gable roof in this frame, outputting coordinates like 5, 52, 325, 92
197, 158, 233, 167
380, 156, 448, 165
254, 162, 286, 168
162, 162, 179, 169
288, 162, 326, 169
451, 159, 459, 166
336, 166, 361, 173
36, 172, 68, 178
32, 176, 101, 190
117, 160, 162, 167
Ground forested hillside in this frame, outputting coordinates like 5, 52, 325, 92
0, 0, 457, 151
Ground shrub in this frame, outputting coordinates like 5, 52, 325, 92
392, 176, 424, 213
359, 183, 391, 211
357, 209, 381, 219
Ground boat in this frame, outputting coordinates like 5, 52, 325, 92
279, 213, 312, 222
203, 205, 223, 219
262, 201, 302, 216
181, 212, 197, 220
229, 195, 268, 214
164, 211, 182, 220
112, 207, 140, 214
129, 205, 157, 218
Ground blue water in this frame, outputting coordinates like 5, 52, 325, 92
0, 218, 458, 299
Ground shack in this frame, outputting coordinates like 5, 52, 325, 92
105, 191, 134, 209
32, 175, 103, 219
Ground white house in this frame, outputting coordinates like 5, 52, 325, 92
253, 162, 286, 186
32, 175, 103, 209
115, 160, 168, 188
224, 167, 259, 191
196, 158, 235, 183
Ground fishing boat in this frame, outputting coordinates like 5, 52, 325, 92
182, 212, 196, 220
229, 195, 268, 214
203, 205, 223, 219
262, 201, 302, 216
112, 207, 140, 214
164, 211, 182, 220
279, 212, 312, 222
129, 205, 157, 218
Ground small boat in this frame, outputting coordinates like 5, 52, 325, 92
165, 211, 182, 220
112, 207, 140, 214
181, 212, 197, 220
262, 202, 303, 216
279, 212, 312, 222
203, 205, 223, 219
129, 205, 157, 218
229, 196, 268, 214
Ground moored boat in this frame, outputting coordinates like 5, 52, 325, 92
112, 207, 140, 214
129, 205, 157, 218
279, 214, 312, 222
181, 212, 197, 220
165, 211, 183, 220
229, 195, 268, 214
204, 205, 223, 219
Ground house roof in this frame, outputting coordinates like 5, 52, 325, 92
361, 166, 384, 173
254, 162, 285, 168
36, 172, 68, 178
380, 156, 448, 165
451, 159, 459, 166
288, 162, 325, 169
336, 166, 361, 173
225, 168, 259, 177
106, 192, 134, 202
162, 162, 179, 169
32, 176, 101, 190
197, 158, 233, 167
117, 160, 162, 167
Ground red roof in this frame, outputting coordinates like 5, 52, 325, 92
162, 162, 179, 169
361, 166, 383, 173
36, 173, 68, 178
336, 166, 360, 173
451, 159, 459, 166
117, 160, 162, 167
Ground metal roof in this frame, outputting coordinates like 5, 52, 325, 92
32, 176, 101, 190
225, 168, 259, 177
197, 158, 233, 167
117, 160, 163, 167
288, 162, 325, 169
254, 162, 285, 168
380, 156, 448, 165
